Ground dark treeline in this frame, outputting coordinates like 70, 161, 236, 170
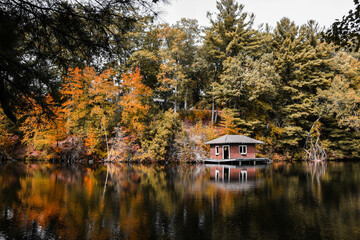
0, 0, 360, 162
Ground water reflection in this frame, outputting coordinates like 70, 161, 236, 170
305, 161, 328, 202
206, 164, 265, 191
0, 161, 359, 239
306, 161, 327, 182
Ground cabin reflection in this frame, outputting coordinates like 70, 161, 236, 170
209, 165, 256, 182
206, 164, 266, 191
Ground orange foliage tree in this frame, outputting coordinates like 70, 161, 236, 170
15, 66, 153, 160
119, 67, 152, 138
61, 67, 117, 155
219, 108, 241, 135
19, 95, 66, 159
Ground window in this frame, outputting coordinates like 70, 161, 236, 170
239, 145, 247, 154
215, 146, 219, 155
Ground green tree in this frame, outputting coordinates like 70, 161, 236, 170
213, 53, 279, 111
201, 0, 263, 122
271, 19, 335, 156
157, 19, 200, 112
314, 52, 360, 158
126, 15, 161, 89
140, 110, 181, 161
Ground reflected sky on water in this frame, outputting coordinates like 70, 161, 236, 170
0, 161, 359, 239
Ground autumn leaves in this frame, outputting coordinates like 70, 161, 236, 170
18, 67, 151, 160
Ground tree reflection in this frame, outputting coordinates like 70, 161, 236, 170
306, 161, 328, 202
0, 162, 360, 239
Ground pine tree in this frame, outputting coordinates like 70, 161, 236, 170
201, 0, 263, 122
213, 53, 279, 111
315, 52, 360, 158
271, 18, 335, 156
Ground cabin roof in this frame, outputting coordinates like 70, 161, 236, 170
205, 134, 264, 145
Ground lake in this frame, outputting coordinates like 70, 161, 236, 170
0, 161, 359, 239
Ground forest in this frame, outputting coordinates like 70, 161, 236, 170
0, 0, 360, 162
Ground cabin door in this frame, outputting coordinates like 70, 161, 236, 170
223, 145, 230, 159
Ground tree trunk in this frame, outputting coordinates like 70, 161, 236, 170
174, 85, 178, 114
215, 106, 218, 123
101, 121, 109, 161
211, 86, 215, 124
174, 98, 177, 113
304, 118, 327, 161
184, 89, 188, 110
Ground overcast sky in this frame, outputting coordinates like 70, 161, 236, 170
156, 0, 355, 29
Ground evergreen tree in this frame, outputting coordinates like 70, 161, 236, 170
271, 18, 334, 156
213, 53, 279, 111
201, 0, 263, 122
315, 52, 360, 158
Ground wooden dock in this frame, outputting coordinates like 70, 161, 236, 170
203, 158, 272, 165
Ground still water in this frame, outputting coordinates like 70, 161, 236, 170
0, 161, 359, 239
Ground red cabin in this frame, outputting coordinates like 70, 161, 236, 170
205, 134, 264, 160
